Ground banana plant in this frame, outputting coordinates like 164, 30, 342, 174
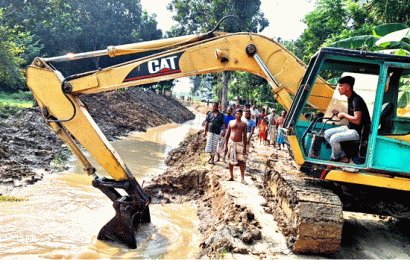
327, 23, 410, 55
398, 76, 410, 109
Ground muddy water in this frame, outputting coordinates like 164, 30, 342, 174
0, 116, 204, 259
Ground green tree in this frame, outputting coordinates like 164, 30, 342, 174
2, 0, 162, 62
167, 0, 268, 35
367, 0, 410, 25
0, 0, 164, 92
189, 75, 216, 97
0, 7, 40, 91
167, 0, 269, 111
327, 23, 410, 53
138, 11, 163, 42
229, 72, 275, 106
293, 0, 377, 62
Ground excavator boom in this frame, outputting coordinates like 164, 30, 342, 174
27, 32, 334, 182
26, 32, 335, 249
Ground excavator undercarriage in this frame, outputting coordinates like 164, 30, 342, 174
264, 154, 344, 254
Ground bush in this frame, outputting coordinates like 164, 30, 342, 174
0, 91, 34, 118
0, 91, 34, 102
0, 103, 25, 118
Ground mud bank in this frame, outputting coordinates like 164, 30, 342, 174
142, 129, 287, 258
145, 109, 410, 259
0, 88, 194, 191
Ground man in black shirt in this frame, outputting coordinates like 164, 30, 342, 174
324, 76, 371, 163
204, 102, 225, 164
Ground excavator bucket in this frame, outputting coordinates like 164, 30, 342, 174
98, 197, 150, 249
92, 176, 151, 249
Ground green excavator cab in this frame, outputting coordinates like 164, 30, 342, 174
285, 48, 410, 180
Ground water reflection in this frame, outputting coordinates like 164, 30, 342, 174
0, 116, 203, 259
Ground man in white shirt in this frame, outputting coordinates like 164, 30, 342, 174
250, 105, 260, 122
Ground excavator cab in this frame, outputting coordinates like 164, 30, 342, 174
285, 47, 410, 182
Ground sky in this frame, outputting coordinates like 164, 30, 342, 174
140, 0, 316, 40
139, 0, 317, 94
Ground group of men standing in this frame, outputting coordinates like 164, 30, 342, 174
203, 102, 284, 184
203, 76, 370, 185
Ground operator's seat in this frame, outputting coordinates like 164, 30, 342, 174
340, 123, 371, 164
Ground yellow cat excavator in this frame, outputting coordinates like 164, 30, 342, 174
26, 29, 410, 253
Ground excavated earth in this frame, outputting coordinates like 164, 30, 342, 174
0, 88, 194, 193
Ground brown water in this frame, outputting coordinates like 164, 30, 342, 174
0, 116, 204, 259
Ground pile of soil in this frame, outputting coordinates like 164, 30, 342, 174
0, 88, 194, 191
81, 88, 195, 140
143, 129, 265, 258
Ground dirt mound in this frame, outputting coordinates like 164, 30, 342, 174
0, 89, 194, 191
0, 108, 65, 191
165, 130, 206, 169
143, 130, 208, 203
81, 88, 195, 140
197, 178, 263, 258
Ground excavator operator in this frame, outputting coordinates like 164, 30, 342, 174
324, 76, 371, 163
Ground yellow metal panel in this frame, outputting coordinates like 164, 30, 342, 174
287, 135, 305, 165
26, 66, 129, 181
179, 34, 333, 111
71, 65, 138, 94
325, 170, 410, 191
70, 75, 99, 93
66, 33, 333, 111
384, 134, 410, 143
26, 66, 72, 119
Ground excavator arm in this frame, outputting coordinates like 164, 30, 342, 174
28, 32, 334, 179
26, 32, 334, 248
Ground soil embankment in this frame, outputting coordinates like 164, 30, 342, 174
144, 106, 410, 259
0, 88, 194, 192
144, 127, 292, 258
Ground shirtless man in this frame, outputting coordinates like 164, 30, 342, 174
224, 109, 248, 184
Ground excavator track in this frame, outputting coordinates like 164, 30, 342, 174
263, 152, 343, 254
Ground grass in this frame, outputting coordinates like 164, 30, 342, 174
0, 195, 25, 202
51, 148, 71, 171
0, 91, 34, 118
218, 249, 228, 258
0, 91, 34, 106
